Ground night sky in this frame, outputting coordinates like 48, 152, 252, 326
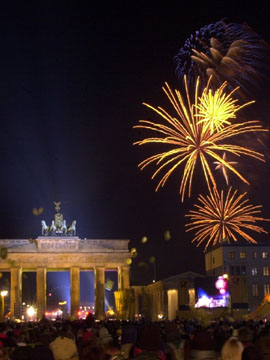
0, 1, 270, 286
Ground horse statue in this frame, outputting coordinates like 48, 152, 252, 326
68, 220, 76, 236
41, 220, 49, 236
50, 220, 57, 235
61, 220, 67, 235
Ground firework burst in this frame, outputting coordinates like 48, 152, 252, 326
133, 77, 267, 201
175, 20, 270, 97
186, 186, 269, 251
196, 80, 254, 133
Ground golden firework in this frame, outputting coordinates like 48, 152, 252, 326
196, 80, 254, 133
134, 76, 267, 201
186, 186, 269, 251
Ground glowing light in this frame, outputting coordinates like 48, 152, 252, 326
27, 306, 36, 317
125, 258, 132, 265
59, 301, 67, 305
186, 186, 269, 250
32, 207, 44, 216
0, 291, 8, 297
164, 230, 171, 241
134, 77, 267, 202
215, 275, 228, 294
77, 309, 92, 319
131, 248, 138, 258
141, 236, 148, 243
106, 307, 115, 317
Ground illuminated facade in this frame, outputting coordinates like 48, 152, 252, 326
205, 243, 270, 310
0, 237, 130, 320
131, 272, 204, 321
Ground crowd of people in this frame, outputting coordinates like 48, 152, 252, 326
0, 313, 269, 360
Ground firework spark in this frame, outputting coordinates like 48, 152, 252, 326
134, 77, 267, 201
175, 20, 270, 97
186, 186, 269, 251
213, 152, 238, 186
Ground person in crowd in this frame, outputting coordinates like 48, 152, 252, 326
104, 340, 125, 360
49, 326, 79, 360
0, 348, 9, 360
238, 327, 254, 349
189, 321, 218, 360
10, 345, 34, 360
164, 322, 184, 360
120, 324, 137, 359
254, 325, 270, 360
16, 332, 27, 346
98, 325, 113, 347
80, 342, 106, 360
133, 323, 166, 360
236, 326, 262, 360
242, 346, 263, 360
212, 322, 230, 354
31, 345, 55, 360
82, 326, 96, 344
221, 337, 243, 360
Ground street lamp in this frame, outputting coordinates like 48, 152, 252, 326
0, 290, 8, 321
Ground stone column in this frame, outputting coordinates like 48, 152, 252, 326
94, 267, 105, 320
118, 266, 130, 290
134, 288, 139, 316
10, 267, 22, 319
70, 267, 80, 320
36, 267, 47, 320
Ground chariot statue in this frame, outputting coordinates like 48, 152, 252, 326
41, 202, 77, 237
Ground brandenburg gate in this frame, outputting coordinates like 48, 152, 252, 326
0, 204, 131, 320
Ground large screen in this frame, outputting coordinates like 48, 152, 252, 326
194, 275, 230, 308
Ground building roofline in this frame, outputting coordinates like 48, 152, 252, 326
205, 241, 270, 253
